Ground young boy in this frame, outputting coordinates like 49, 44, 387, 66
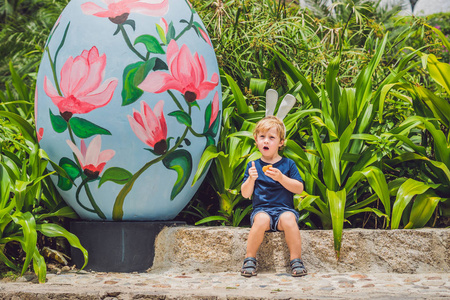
241, 116, 307, 277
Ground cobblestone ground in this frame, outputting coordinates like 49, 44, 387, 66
1, 269, 449, 299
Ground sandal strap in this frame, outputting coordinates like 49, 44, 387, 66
243, 257, 257, 269
290, 258, 307, 276
244, 257, 257, 264
290, 258, 306, 269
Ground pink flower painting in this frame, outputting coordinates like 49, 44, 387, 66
44, 46, 118, 121
81, 0, 169, 24
159, 18, 168, 34
67, 135, 115, 179
128, 100, 168, 155
37, 128, 44, 142
198, 27, 212, 47
138, 40, 219, 102
209, 91, 219, 128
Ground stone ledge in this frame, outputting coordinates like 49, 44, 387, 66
152, 227, 449, 274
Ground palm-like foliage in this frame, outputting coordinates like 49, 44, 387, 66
0, 0, 69, 87
0, 64, 87, 282
382, 31, 450, 228
192, 0, 327, 89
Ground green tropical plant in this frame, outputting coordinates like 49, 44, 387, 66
190, 0, 326, 90
191, 75, 261, 227
0, 64, 87, 283
0, 0, 69, 86
378, 28, 450, 228
273, 32, 436, 258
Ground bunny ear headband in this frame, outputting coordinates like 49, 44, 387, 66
265, 89, 296, 138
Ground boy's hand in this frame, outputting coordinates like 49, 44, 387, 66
248, 161, 258, 180
265, 167, 283, 182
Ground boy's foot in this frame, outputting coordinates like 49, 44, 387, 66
290, 258, 307, 277
241, 257, 257, 277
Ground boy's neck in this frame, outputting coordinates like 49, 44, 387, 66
260, 153, 282, 164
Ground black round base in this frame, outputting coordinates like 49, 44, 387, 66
70, 221, 185, 272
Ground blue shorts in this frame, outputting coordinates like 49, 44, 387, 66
250, 207, 299, 232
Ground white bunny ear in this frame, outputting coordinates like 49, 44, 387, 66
265, 89, 278, 117
276, 94, 296, 120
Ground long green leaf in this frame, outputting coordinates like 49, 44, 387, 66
355, 34, 388, 114
322, 142, 341, 189
271, 47, 320, 108
360, 167, 390, 223
37, 206, 78, 220
10, 211, 37, 275
391, 179, 438, 229
327, 188, 346, 259
0, 245, 19, 271
0, 165, 11, 209
406, 191, 443, 229
427, 54, 450, 96
418, 117, 449, 166
195, 215, 228, 225
32, 248, 47, 283
425, 24, 450, 53
192, 145, 227, 185
0, 111, 36, 142
225, 74, 248, 114
36, 223, 88, 270
249, 78, 267, 96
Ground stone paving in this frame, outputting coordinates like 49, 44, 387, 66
1, 268, 449, 299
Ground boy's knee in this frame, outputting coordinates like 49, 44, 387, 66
253, 212, 270, 227
278, 212, 298, 229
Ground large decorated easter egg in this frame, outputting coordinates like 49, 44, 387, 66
35, 0, 221, 221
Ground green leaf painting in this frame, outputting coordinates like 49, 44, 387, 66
162, 149, 192, 200
49, 109, 68, 133
57, 157, 81, 191
69, 117, 111, 139
169, 110, 192, 126
98, 167, 133, 187
134, 34, 165, 54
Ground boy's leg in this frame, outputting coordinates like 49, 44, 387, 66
246, 212, 271, 258
277, 211, 307, 276
242, 212, 270, 277
276, 211, 302, 260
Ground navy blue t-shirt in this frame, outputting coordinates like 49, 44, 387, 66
243, 157, 303, 210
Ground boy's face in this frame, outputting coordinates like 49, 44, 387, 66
255, 127, 284, 158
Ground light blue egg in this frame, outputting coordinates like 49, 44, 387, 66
35, 0, 221, 221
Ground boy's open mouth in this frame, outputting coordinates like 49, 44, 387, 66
263, 146, 269, 150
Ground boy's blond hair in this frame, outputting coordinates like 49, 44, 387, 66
254, 116, 285, 148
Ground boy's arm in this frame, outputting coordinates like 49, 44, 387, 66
265, 168, 304, 194
278, 175, 304, 194
241, 177, 256, 199
241, 161, 258, 198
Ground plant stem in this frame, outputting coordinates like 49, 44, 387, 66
188, 127, 204, 137
175, 12, 194, 41
167, 90, 184, 111
46, 47, 62, 96
119, 24, 147, 61
67, 122, 76, 145
167, 90, 203, 137
84, 181, 107, 219
338, 9, 353, 57
76, 178, 105, 219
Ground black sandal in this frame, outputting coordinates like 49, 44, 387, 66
290, 258, 307, 277
241, 257, 257, 277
